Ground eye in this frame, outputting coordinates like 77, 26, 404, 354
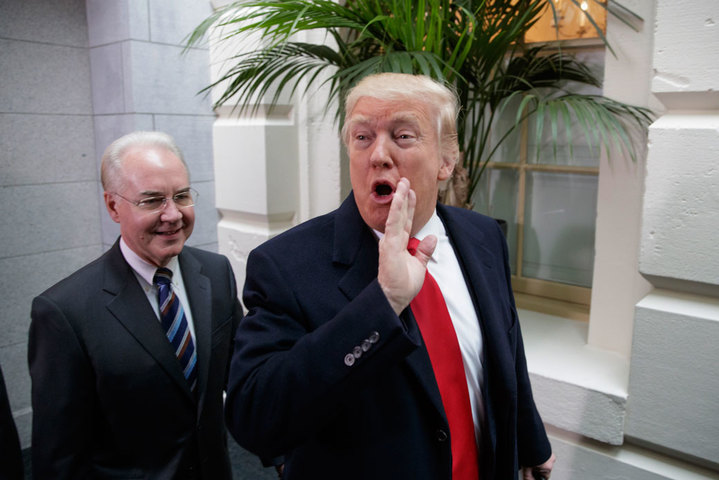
173, 191, 193, 206
395, 131, 417, 144
138, 197, 164, 209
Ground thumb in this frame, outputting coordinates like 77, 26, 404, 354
412, 235, 437, 266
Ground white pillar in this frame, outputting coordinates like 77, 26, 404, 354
206, 3, 342, 301
213, 106, 299, 303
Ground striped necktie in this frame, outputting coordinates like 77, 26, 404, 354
153, 267, 198, 393
408, 238, 480, 480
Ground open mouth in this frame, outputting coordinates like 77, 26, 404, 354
372, 180, 396, 200
375, 183, 393, 196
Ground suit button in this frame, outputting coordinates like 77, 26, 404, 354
368, 331, 380, 343
361, 339, 371, 352
344, 353, 355, 366
353, 346, 362, 358
436, 429, 448, 442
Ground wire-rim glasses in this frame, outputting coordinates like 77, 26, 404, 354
112, 188, 199, 214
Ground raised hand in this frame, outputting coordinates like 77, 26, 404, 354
378, 178, 437, 315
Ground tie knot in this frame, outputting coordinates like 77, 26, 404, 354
153, 267, 173, 286
407, 237, 420, 255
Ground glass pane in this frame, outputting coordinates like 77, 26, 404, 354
523, 171, 597, 287
472, 168, 519, 274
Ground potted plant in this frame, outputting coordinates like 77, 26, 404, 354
186, 0, 652, 208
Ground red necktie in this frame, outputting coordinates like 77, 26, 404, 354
408, 238, 479, 480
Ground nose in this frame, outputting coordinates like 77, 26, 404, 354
159, 197, 183, 223
369, 134, 394, 169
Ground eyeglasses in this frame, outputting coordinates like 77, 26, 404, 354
112, 188, 199, 213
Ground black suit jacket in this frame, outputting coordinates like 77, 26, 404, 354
226, 193, 551, 479
0, 363, 23, 480
29, 241, 241, 479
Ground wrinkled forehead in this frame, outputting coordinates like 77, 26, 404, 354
346, 97, 438, 132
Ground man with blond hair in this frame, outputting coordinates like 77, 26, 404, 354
226, 73, 555, 479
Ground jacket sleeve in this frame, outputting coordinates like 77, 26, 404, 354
29, 295, 94, 479
225, 247, 422, 459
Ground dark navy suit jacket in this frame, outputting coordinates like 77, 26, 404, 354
227, 193, 550, 479
29, 241, 240, 479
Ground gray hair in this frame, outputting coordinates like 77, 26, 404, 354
100, 131, 187, 192
341, 73, 460, 166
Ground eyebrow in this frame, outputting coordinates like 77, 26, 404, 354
138, 186, 191, 197
348, 112, 422, 130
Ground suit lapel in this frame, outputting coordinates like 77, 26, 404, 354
103, 242, 195, 402
334, 193, 383, 301
437, 204, 498, 312
179, 249, 212, 409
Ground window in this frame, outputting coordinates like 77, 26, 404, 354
473, 49, 606, 321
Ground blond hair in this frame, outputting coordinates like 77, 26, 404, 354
341, 73, 460, 166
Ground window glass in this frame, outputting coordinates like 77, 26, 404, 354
523, 171, 597, 287
472, 168, 520, 273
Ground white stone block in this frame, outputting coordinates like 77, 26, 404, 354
547, 426, 719, 480
213, 117, 299, 220
640, 114, 719, 285
653, 1, 719, 94
217, 221, 275, 309
626, 290, 719, 464
521, 310, 629, 445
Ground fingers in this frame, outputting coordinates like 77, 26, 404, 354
377, 178, 428, 315
384, 177, 412, 239
404, 183, 416, 237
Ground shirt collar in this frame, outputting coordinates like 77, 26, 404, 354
373, 209, 445, 263
119, 237, 180, 286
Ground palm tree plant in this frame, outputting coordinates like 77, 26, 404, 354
186, 0, 652, 208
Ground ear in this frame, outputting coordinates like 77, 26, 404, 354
104, 192, 122, 224
437, 155, 455, 181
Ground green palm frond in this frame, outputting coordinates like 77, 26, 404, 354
186, 0, 654, 207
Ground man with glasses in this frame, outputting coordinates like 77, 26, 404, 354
29, 131, 240, 479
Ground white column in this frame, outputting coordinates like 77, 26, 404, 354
213, 106, 299, 302
207, 4, 341, 301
